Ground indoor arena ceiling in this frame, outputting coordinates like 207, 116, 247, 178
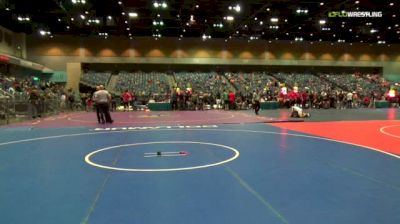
0, 0, 399, 44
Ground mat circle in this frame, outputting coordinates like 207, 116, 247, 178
380, 124, 400, 139
84, 141, 240, 172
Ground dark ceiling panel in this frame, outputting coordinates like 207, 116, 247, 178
0, 0, 398, 44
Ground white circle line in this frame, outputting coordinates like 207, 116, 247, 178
379, 124, 400, 139
84, 141, 240, 172
0, 128, 398, 159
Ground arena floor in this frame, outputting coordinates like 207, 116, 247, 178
0, 109, 399, 224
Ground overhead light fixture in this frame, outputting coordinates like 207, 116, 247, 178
295, 37, 304, 42
202, 34, 211, 41
370, 29, 378, 33
320, 2, 324, 6
355, 1, 359, 4
80, 14, 86, 20
270, 17, 279, 23
17, 16, 30, 22
296, 9, 308, 14
118, 1, 122, 5
153, 1, 167, 9
225, 16, 234, 21
389, 2, 394, 6
319, 19, 326, 25
39, 30, 51, 36
128, 12, 138, 18
213, 23, 224, 28
229, 4, 241, 13
71, 0, 86, 4
5, 7, 10, 11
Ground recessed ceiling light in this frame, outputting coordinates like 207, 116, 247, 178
270, 18, 279, 23
320, 2, 324, 6
129, 12, 138, 18
226, 16, 234, 21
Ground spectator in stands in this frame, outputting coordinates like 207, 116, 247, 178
29, 87, 41, 119
228, 90, 236, 110
252, 89, 261, 115
93, 85, 113, 124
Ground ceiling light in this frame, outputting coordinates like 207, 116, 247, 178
121, 12, 125, 15
153, 2, 159, 8
234, 4, 241, 12
161, 2, 167, 8
129, 12, 138, 18
118, 1, 122, 5
320, 2, 324, 6
319, 20, 326, 25
390, 2, 394, 6
355, 1, 359, 4
270, 18, 279, 23
80, 15, 85, 20
196, 4, 199, 8
58, 18, 61, 22
85, 11, 89, 14
66, 26, 70, 29
225, 16, 234, 21
5, 7, 10, 11
370, 29, 378, 33
266, 8, 270, 11
71, 0, 86, 4
259, 21, 263, 25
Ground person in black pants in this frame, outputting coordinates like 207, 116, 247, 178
252, 90, 261, 115
93, 85, 113, 124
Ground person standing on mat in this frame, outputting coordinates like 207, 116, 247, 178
93, 85, 113, 124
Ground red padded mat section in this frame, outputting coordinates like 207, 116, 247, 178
270, 120, 400, 156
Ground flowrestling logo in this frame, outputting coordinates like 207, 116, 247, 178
93, 125, 219, 131
328, 11, 382, 18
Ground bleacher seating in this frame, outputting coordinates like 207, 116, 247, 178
174, 72, 233, 96
80, 72, 111, 87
